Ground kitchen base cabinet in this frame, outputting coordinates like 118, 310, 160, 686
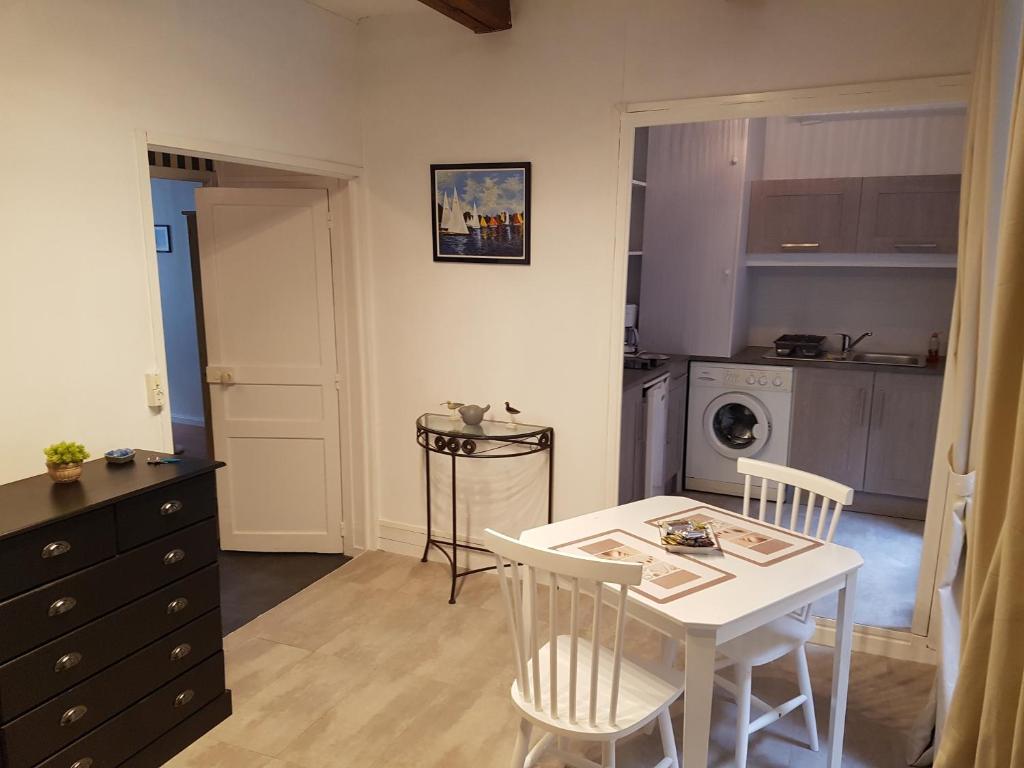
0, 454, 230, 768
864, 372, 943, 498
790, 368, 873, 490
790, 367, 942, 506
619, 385, 646, 504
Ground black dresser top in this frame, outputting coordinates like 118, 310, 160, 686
0, 452, 224, 541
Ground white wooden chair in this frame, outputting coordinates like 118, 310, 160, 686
484, 528, 684, 768
716, 457, 855, 768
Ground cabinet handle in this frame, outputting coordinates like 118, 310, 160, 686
174, 689, 195, 708
41, 540, 72, 559
166, 597, 189, 615
70, 760, 94, 768
163, 548, 186, 566
876, 391, 886, 425
170, 643, 193, 661
54, 651, 83, 673
60, 704, 88, 726
894, 242, 938, 249
48, 597, 77, 617
858, 388, 867, 426
160, 499, 183, 516
780, 242, 821, 250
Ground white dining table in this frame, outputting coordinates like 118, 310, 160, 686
519, 494, 863, 768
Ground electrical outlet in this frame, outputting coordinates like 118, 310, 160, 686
145, 373, 166, 407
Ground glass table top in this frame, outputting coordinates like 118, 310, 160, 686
417, 413, 550, 440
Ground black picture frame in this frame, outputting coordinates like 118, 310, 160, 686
430, 162, 531, 265
154, 224, 172, 253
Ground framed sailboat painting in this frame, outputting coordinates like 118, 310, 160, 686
430, 162, 531, 265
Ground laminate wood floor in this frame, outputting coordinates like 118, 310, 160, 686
169, 551, 933, 768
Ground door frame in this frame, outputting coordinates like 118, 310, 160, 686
605, 74, 970, 659
133, 129, 374, 554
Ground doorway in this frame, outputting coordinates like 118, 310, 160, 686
611, 78, 969, 658
147, 152, 357, 633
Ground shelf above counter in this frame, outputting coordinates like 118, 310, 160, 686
746, 251, 956, 269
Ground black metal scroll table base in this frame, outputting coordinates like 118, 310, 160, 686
416, 413, 554, 604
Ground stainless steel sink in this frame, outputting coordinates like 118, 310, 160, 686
827, 352, 927, 368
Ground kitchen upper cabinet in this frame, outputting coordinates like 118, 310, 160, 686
790, 368, 873, 490
747, 178, 862, 253
619, 385, 646, 504
856, 175, 961, 254
864, 372, 942, 498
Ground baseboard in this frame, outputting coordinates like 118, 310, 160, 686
171, 415, 206, 428
378, 519, 495, 571
811, 619, 936, 663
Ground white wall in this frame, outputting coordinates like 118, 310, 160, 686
0, 0, 360, 483
762, 111, 967, 179
151, 179, 204, 426
746, 268, 957, 355
357, 0, 979, 541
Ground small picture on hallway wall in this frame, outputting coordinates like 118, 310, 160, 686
154, 224, 172, 253
431, 162, 531, 265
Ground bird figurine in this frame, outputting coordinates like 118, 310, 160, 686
441, 401, 464, 420
505, 401, 521, 426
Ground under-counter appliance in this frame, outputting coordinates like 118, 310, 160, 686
686, 362, 794, 496
643, 373, 670, 497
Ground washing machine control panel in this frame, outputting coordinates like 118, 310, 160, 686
716, 367, 793, 392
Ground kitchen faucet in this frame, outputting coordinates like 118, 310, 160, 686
837, 331, 873, 358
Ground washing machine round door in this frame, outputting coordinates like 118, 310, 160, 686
703, 392, 772, 459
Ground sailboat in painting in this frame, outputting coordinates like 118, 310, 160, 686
469, 202, 480, 230
440, 191, 452, 231
447, 189, 469, 235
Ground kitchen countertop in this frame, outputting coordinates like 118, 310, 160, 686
622, 354, 689, 393
690, 346, 945, 376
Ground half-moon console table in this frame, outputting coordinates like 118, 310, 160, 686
416, 413, 554, 603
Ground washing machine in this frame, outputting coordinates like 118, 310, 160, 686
685, 362, 794, 497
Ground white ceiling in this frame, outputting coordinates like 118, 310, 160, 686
305, 0, 425, 22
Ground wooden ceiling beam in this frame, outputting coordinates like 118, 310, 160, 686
416, 0, 512, 33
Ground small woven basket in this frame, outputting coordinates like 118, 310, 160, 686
47, 462, 83, 484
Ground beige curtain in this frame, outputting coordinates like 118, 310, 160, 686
934, 1, 1024, 764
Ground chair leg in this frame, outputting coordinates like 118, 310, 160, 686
601, 740, 616, 768
511, 718, 532, 768
658, 708, 680, 768
795, 644, 820, 752
734, 663, 752, 768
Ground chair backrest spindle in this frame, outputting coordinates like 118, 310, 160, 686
484, 529, 643, 732
737, 458, 854, 544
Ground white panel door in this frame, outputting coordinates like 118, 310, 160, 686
195, 187, 342, 552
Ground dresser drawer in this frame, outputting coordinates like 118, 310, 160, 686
0, 520, 219, 663
1, 610, 223, 767
0, 508, 116, 603
0, 564, 221, 723
116, 473, 217, 550
33, 653, 226, 768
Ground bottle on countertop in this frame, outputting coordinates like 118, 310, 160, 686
928, 332, 941, 364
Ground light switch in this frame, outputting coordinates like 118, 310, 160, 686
145, 373, 166, 407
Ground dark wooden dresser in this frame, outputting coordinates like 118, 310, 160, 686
0, 453, 231, 768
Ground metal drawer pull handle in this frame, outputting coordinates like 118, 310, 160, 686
41, 540, 72, 559
174, 689, 195, 708
160, 500, 183, 516
70, 759, 94, 768
166, 598, 189, 615
780, 242, 821, 249
60, 705, 88, 726
170, 643, 192, 661
894, 242, 938, 249
55, 651, 83, 672
48, 597, 78, 617
163, 548, 186, 566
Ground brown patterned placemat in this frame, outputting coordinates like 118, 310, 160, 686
643, 506, 823, 567
553, 528, 734, 604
